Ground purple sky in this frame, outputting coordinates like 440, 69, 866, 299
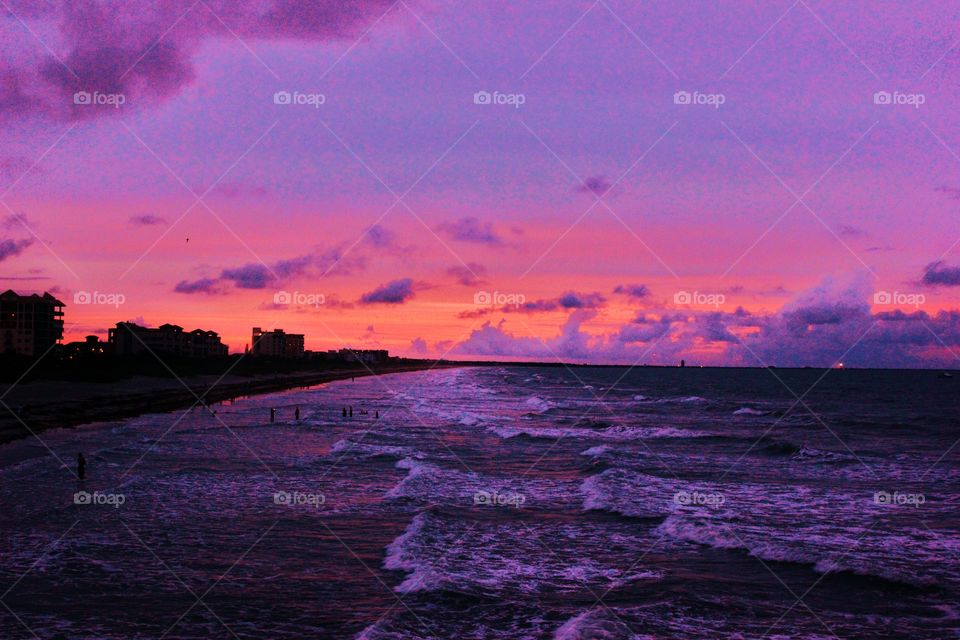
2, 0, 960, 367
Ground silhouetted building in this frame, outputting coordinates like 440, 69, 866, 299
0, 290, 65, 356
109, 322, 228, 357
63, 335, 108, 359
251, 327, 305, 358
338, 348, 390, 364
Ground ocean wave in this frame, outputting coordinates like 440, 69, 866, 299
524, 395, 554, 413
628, 394, 709, 406
654, 513, 946, 588
580, 445, 612, 457
733, 407, 767, 416
790, 445, 858, 464
384, 511, 661, 596
385, 458, 573, 507
554, 610, 632, 640
491, 424, 708, 442
330, 440, 423, 460
581, 469, 682, 518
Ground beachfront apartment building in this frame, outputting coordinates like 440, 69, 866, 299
109, 322, 228, 358
0, 290, 65, 357
335, 348, 390, 365
251, 327, 305, 358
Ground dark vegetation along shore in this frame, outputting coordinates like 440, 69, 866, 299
0, 355, 462, 444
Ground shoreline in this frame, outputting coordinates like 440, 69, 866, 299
0, 362, 463, 445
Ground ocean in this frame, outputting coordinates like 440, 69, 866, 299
0, 365, 958, 639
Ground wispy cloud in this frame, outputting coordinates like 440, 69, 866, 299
360, 277, 416, 304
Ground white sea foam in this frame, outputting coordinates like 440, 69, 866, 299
384, 512, 661, 596
490, 424, 707, 442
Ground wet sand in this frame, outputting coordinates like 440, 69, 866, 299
0, 362, 459, 444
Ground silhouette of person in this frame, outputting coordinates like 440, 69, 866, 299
270, 408, 276, 423
349, 406, 353, 418
342, 406, 347, 418
77, 453, 86, 480
375, 410, 379, 419
295, 406, 301, 421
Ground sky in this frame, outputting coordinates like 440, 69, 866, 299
2, 0, 960, 367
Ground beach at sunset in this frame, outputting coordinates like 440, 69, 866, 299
2, 0, 960, 637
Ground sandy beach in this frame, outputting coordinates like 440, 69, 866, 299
0, 361, 458, 444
